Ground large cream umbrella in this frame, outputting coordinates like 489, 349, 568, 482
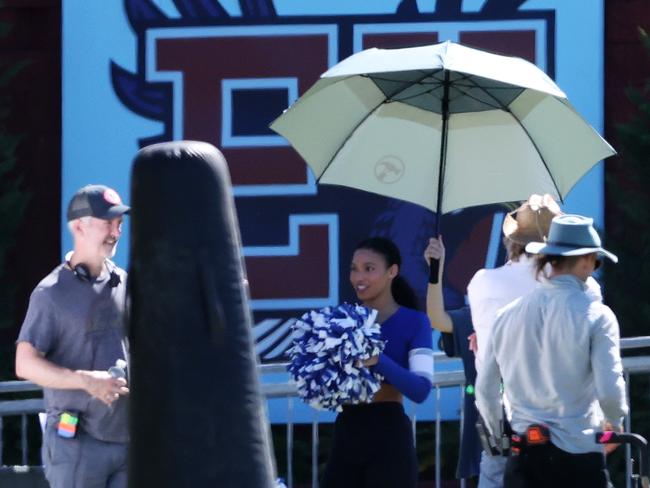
271, 40, 615, 281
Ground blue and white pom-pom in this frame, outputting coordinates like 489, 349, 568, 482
287, 303, 385, 412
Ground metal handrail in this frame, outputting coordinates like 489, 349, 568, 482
0, 371, 469, 411
620, 336, 650, 349
3, 335, 649, 396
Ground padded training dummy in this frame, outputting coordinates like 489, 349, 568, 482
128, 141, 276, 487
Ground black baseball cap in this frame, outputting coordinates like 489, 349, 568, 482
66, 184, 130, 222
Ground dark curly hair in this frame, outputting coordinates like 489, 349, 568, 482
354, 237, 420, 310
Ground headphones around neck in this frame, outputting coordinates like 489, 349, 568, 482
69, 261, 121, 288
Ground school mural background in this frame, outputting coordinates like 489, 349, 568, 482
62, 0, 607, 420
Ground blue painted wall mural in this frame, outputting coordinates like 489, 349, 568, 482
62, 0, 607, 421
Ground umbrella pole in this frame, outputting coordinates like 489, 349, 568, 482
429, 70, 450, 285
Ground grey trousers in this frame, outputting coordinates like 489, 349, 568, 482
42, 424, 127, 488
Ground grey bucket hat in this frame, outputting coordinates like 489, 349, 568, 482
525, 214, 618, 263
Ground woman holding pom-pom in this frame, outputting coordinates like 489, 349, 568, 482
321, 237, 434, 488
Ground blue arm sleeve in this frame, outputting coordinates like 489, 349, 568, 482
373, 353, 432, 403
373, 313, 434, 404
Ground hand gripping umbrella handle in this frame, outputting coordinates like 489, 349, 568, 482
429, 258, 440, 284
596, 431, 649, 487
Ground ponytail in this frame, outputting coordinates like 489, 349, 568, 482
391, 275, 419, 310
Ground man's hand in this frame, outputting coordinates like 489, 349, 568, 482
468, 333, 478, 354
602, 422, 623, 455
79, 370, 129, 406
15, 342, 129, 406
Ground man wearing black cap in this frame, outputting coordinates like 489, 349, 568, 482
15, 184, 130, 488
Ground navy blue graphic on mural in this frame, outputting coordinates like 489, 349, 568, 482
113, 0, 555, 361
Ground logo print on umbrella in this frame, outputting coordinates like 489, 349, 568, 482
375, 156, 404, 184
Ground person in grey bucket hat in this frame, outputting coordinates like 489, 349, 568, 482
476, 213, 627, 488
525, 214, 618, 263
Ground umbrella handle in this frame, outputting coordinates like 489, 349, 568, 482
429, 258, 440, 284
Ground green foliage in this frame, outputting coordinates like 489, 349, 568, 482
605, 26, 650, 338
640, 27, 650, 52
604, 25, 650, 484
0, 14, 39, 466
0, 19, 31, 330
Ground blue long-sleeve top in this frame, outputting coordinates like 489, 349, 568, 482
372, 307, 434, 403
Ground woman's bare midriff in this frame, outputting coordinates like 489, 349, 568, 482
372, 383, 402, 403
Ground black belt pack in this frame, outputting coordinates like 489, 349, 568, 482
511, 424, 550, 454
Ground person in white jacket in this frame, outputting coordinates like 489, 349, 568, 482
469, 194, 581, 372
475, 214, 628, 488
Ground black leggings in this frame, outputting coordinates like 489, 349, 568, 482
321, 402, 417, 488
504, 442, 610, 488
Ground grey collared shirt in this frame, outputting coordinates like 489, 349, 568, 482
475, 274, 628, 454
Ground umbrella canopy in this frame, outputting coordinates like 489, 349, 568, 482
270, 40, 615, 216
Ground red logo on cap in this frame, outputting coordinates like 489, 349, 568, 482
103, 189, 122, 205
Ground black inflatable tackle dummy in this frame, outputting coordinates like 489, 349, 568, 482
128, 141, 276, 487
